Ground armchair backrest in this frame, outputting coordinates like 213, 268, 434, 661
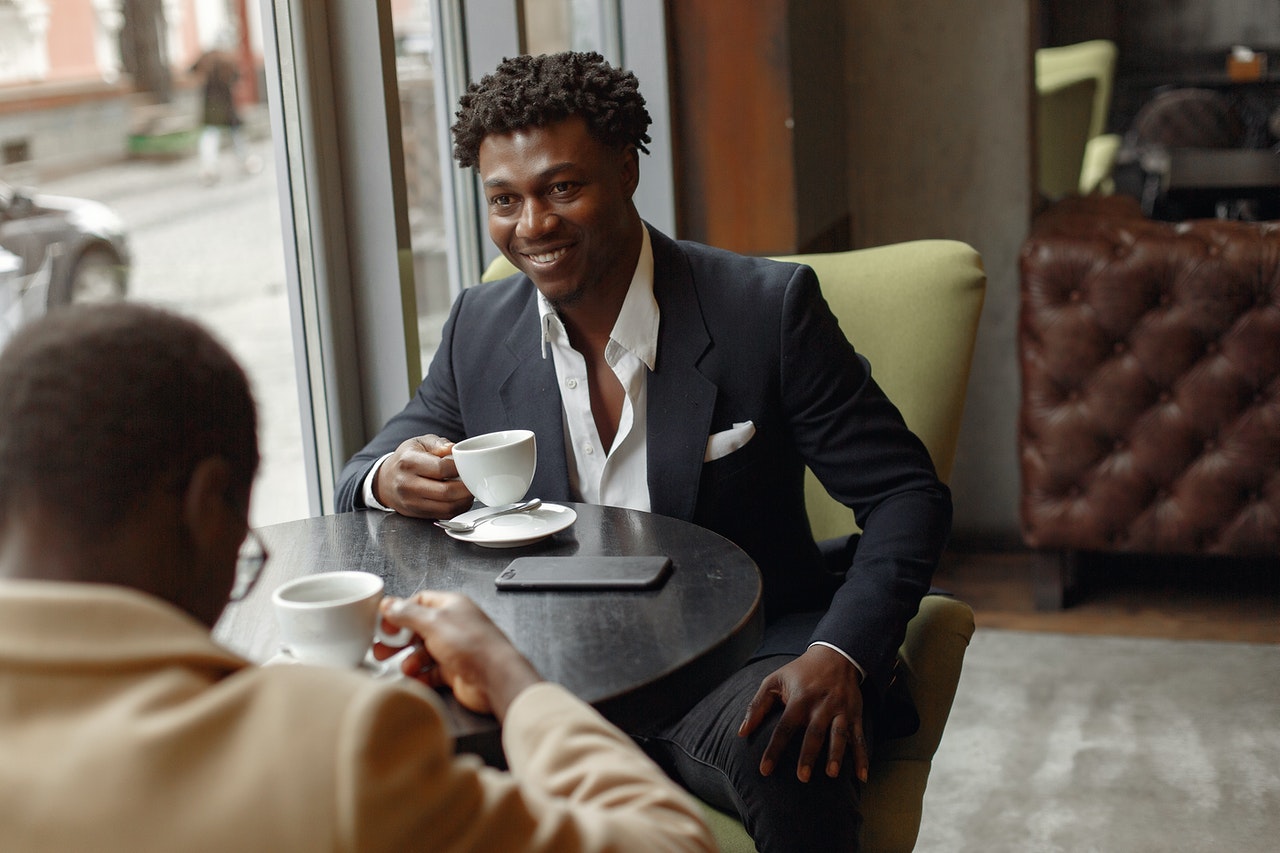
1036, 75, 1097, 199
1036, 39, 1121, 196
777, 242, 986, 541
1035, 39, 1117, 141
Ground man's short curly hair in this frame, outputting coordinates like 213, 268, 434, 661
0, 303, 258, 541
452, 51, 652, 168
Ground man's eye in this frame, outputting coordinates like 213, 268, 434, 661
550, 182, 576, 195
490, 195, 515, 208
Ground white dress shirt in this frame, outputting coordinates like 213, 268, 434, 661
538, 226, 656, 511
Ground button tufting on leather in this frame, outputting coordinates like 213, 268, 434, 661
1018, 195, 1280, 555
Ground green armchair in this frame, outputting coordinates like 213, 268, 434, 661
1036, 39, 1121, 196
483, 240, 985, 851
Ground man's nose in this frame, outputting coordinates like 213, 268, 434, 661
516, 199, 556, 239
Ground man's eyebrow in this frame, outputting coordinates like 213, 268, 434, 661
483, 162, 577, 189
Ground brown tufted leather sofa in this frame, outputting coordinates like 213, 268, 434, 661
1018, 194, 1280, 606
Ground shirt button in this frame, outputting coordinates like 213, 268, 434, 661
583, 444, 595, 455
566, 378, 578, 389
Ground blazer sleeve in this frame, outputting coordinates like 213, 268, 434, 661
334, 292, 471, 512
779, 263, 952, 685
338, 681, 715, 853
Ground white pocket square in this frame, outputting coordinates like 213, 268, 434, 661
704, 421, 756, 462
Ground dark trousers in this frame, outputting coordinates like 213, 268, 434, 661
638, 655, 863, 853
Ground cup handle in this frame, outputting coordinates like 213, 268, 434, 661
375, 623, 414, 649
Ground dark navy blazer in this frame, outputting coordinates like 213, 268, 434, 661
336, 226, 951, 692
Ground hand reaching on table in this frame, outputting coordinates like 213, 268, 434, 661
738, 644, 869, 784
377, 591, 542, 722
374, 434, 474, 519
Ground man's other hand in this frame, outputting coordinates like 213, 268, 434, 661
737, 645, 868, 784
377, 592, 542, 721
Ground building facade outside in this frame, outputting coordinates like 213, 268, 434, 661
0, 0, 266, 183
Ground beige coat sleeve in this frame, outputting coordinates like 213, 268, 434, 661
335, 680, 715, 853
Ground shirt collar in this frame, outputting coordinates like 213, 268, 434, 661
537, 226, 658, 370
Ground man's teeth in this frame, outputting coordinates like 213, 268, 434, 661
527, 248, 567, 264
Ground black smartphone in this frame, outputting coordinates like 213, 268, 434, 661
495, 556, 673, 591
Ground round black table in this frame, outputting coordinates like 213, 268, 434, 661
213, 503, 763, 761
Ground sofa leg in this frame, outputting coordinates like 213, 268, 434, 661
1032, 550, 1080, 610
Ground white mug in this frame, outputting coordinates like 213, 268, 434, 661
271, 571, 411, 668
451, 429, 537, 506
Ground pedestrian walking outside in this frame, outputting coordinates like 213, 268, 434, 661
191, 38, 261, 186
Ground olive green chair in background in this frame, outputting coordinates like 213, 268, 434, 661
1036, 39, 1121, 196
483, 239, 986, 852
1035, 72, 1098, 201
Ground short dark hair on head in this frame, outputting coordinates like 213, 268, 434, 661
0, 303, 258, 539
452, 51, 652, 168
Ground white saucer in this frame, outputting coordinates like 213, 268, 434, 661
444, 502, 577, 548
263, 647, 407, 681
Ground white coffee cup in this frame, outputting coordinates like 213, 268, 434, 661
271, 571, 411, 668
451, 429, 537, 506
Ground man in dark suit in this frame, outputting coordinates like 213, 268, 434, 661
336, 51, 950, 852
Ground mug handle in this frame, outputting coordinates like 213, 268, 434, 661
367, 623, 416, 676
375, 623, 415, 648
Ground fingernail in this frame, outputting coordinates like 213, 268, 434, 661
384, 597, 407, 616
858, 766, 868, 783
828, 761, 840, 778
759, 759, 773, 777
798, 765, 810, 783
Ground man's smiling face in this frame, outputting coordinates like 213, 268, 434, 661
478, 116, 642, 310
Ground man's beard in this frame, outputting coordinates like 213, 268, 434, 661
539, 278, 589, 311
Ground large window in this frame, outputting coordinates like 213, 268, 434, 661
0, 0, 306, 527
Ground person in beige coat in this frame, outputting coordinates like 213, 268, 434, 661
0, 303, 713, 853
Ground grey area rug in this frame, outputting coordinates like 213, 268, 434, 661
915, 629, 1280, 852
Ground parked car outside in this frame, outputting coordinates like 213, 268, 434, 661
0, 246, 19, 290
0, 245, 36, 350
0, 179, 130, 307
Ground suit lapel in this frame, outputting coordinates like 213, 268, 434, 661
646, 229, 717, 520
496, 289, 572, 501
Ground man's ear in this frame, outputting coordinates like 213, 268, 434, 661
620, 144, 640, 198
182, 457, 238, 550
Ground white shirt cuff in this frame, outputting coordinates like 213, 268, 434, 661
362, 453, 396, 512
808, 641, 866, 683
